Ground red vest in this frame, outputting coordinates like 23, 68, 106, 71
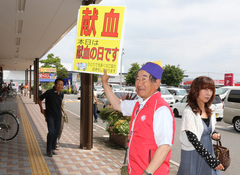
127, 92, 175, 175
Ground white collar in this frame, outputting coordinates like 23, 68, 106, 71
137, 92, 158, 107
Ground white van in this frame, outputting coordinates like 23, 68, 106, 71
160, 86, 175, 107
215, 86, 232, 101
167, 87, 187, 103
223, 87, 240, 132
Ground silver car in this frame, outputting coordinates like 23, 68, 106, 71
94, 86, 104, 96
96, 91, 138, 112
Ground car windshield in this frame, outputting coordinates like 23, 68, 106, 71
212, 95, 222, 104
215, 87, 229, 95
112, 84, 121, 89
160, 87, 171, 95
176, 89, 187, 95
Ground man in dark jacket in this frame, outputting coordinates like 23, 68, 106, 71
38, 78, 64, 157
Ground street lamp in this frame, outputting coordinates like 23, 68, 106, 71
120, 48, 124, 88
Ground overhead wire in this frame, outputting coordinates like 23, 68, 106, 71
124, 34, 240, 50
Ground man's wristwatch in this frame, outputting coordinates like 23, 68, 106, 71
144, 170, 153, 175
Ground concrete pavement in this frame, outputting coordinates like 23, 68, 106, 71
0, 95, 179, 175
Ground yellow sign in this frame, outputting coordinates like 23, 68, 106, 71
73, 5, 126, 75
40, 67, 56, 73
68, 79, 71, 93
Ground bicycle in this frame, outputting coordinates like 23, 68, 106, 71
7, 89, 17, 98
0, 111, 19, 141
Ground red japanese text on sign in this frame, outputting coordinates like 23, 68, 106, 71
76, 44, 119, 62
80, 8, 98, 37
101, 9, 119, 37
74, 6, 126, 75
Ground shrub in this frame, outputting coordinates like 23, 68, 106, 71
62, 89, 69, 94
99, 92, 137, 137
101, 109, 130, 136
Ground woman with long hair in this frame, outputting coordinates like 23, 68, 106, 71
177, 76, 223, 175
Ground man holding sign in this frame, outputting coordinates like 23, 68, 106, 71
101, 61, 175, 175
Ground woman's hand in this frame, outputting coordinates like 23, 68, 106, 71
212, 133, 221, 140
214, 163, 224, 170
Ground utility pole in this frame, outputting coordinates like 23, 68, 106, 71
120, 48, 124, 88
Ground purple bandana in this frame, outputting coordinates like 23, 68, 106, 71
139, 62, 163, 79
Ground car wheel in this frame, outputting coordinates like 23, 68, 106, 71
175, 100, 179, 103
233, 117, 240, 132
173, 109, 179, 117
216, 118, 222, 122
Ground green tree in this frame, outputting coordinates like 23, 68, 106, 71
125, 63, 140, 85
94, 74, 98, 82
57, 67, 69, 79
161, 64, 184, 87
40, 53, 69, 79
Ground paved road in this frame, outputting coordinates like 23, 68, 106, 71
64, 94, 238, 174
172, 116, 239, 175
64, 94, 107, 129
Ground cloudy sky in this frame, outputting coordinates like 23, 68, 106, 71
41, 0, 240, 82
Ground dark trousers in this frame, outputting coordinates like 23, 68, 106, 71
57, 115, 65, 146
93, 104, 98, 120
46, 116, 62, 151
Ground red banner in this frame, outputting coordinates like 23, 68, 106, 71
224, 73, 234, 86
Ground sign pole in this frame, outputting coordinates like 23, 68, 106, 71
80, 0, 95, 150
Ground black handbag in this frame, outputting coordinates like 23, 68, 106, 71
213, 140, 231, 171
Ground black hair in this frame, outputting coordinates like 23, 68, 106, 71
54, 78, 64, 85
149, 75, 160, 92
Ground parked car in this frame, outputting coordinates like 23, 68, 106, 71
123, 86, 136, 93
96, 91, 138, 112
78, 86, 104, 99
223, 87, 240, 132
167, 87, 187, 103
94, 86, 104, 96
172, 95, 224, 121
160, 86, 175, 107
215, 86, 232, 101
109, 84, 123, 91
180, 85, 191, 93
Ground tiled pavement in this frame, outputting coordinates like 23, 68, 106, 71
0, 95, 179, 175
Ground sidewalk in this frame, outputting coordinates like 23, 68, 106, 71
0, 95, 179, 175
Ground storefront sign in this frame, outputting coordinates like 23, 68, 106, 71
39, 68, 56, 73
224, 73, 234, 86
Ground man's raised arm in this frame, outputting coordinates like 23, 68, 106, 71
101, 69, 122, 112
